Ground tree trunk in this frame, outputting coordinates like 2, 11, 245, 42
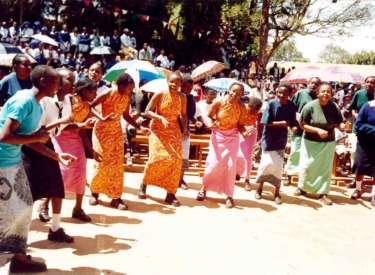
258, 0, 270, 76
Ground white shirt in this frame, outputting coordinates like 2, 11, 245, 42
0, 27, 9, 39
9, 26, 18, 38
156, 54, 169, 68
195, 100, 213, 127
39, 95, 72, 136
70, 32, 79, 45
120, 34, 131, 47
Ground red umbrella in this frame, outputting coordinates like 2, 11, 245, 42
280, 66, 321, 84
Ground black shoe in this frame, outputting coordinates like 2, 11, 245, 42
236, 174, 241, 181
110, 198, 128, 210
138, 184, 147, 199
72, 208, 92, 222
196, 190, 206, 201
165, 193, 180, 207
38, 210, 51, 223
89, 193, 99, 206
9, 255, 47, 273
48, 228, 74, 243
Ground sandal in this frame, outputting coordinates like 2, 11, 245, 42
350, 190, 362, 200
165, 193, 180, 207
110, 199, 128, 210
138, 184, 147, 199
196, 190, 206, 201
225, 197, 234, 208
89, 193, 99, 206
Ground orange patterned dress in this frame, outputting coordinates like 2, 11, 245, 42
143, 91, 183, 194
215, 98, 245, 130
90, 90, 129, 199
70, 95, 91, 123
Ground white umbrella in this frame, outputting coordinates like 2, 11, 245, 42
90, 46, 115, 55
31, 34, 59, 47
140, 78, 168, 93
192, 60, 226, 82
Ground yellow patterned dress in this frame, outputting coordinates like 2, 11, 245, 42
90, 91, 129, 199
143, 91, 183, 194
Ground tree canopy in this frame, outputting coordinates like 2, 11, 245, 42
0, 0, 372, 70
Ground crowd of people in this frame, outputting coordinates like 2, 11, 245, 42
0, 20, 374, 274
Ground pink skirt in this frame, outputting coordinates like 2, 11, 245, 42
52, 130, 87, 195
236, 131, 257, 178
203, 129, 239, 197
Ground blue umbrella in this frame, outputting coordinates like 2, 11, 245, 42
203, 78, 252, 94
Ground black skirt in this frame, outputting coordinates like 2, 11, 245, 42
352, 141, 375, 178
22, 141, 65, 201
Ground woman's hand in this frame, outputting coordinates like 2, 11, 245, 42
101, 113, 117, 121
317, 129, 329, 139
140, 126, 150, 136
159, 116, 169, 128
93, 151, 103, 162
82, 117, 97, 128
58, 153, 77, 166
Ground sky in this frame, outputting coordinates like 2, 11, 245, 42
294, 1, 375, 63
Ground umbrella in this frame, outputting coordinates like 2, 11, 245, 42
140, 78, 168, 93
0, 42, 24, 54
156, 67, 172, 78
280, 66, 321, 84
31, 34, 59, 47
319, 66, 364, 84
0, 53, 37, 67
192, 60, 226, 82
90, 46, 115, 55
104, 60, 163, 83
203, 78, 252, 94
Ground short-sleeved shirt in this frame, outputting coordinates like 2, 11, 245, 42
291, 88, 316, 136
0, 89, 43, 167
300, 99, 343, 142
261, 99, 297, 151
348, 89, 374, 113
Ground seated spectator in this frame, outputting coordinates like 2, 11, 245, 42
58, 24, 71, 53
194, 89, 217, 133
138, 43, 152, 61
156, 50, 169, 68
110, 29, 121, 53
120, 28, 131, 48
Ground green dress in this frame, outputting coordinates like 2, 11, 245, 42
285, 88, 316, 175
298, 99, 343, 195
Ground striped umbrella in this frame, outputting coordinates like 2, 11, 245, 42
104, 60, 163, 84
0, 43, 36, 67
0, 42, 24, 54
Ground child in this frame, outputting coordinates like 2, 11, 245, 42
254, 85, 297, 204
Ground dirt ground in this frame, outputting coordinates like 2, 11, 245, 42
1, 161, 374, 275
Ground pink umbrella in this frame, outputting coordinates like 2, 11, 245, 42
280, 66, 321, 84
319, 66, 364, 84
